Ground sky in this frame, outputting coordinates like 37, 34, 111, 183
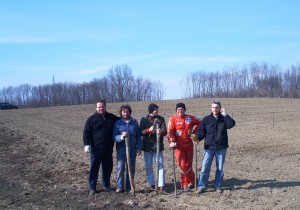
1, 1, 300, 100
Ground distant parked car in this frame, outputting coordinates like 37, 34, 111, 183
0, 102, 18, 110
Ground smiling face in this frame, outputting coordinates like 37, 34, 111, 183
121, 108, 131, 120
96, 102, 106, 115
176, 107, 185, 117
211, 102, 221, 117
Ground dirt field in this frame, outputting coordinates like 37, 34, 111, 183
1, 98, 300, 209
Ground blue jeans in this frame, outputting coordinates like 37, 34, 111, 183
116, 149, 137, 191
198, 148, 227, 189
144, 151, 165, 187
89, 147, 113, 190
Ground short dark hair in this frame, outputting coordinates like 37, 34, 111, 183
119, 104, 132, 116
148, 103, 159, 113
96, 99, 106, 106
176, 103, 186, 111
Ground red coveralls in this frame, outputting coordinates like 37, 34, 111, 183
168, 114, 201, 188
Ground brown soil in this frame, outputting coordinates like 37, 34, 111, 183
1, 98, 300, 209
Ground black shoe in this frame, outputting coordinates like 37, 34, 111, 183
103, 187, 111, 192
182, 186, 192, 192
188, 183, 194, 189
151, 185, 155, 189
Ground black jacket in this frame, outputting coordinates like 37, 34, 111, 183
140, 114, 167, 152
197, 114, 235, 150
83, 111, 119, 151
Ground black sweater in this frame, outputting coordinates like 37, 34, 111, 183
83, 111, 119, 151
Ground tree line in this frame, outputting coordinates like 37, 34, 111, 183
1, 62, 299, 108
181, 62, 300, 99
0, 65, 165, 108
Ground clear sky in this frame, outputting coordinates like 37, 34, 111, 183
1, 1, 300, 99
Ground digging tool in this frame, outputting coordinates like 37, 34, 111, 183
155, 120, 160, 195
190, 127, 200, 193
194, 139, 198, 193
171, 147, 177, 196
125, 123, 136, 196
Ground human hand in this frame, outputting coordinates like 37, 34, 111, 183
190, 134, 200, 144
84, 145, 91, 153
169, 142, 176, 148
121, 132, 128, 140
220, 108, 227, 116
149, 126, 155, 133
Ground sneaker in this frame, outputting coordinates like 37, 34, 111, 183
89, 190, 96, 196
196, 188, 205, 194
116, 188, 124, 193
216, 188, 223, 193
151, 185, 155, 189
103, 187, 111, 192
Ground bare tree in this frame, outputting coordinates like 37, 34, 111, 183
3, 62, 300, 107
107, 65, 134, 102
151, 81, 165, 100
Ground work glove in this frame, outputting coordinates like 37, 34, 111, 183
84, 145, 91, 153
190, 134, 200, 144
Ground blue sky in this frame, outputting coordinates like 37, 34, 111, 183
1, 1, 300, 99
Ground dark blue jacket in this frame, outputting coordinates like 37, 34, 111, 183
113, 117, 143, 154
197, 114, 235, 150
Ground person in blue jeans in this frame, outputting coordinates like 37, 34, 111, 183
196, 99, 235, 194
113, 104, 143, 193
139, 103, 167, 191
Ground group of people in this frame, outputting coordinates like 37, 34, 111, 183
83, 99, 235, 196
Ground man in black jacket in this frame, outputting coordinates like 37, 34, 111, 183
83, 100, 119, 195
196, 100, 235, 194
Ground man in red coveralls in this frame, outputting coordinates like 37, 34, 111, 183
168, 103, 201, 191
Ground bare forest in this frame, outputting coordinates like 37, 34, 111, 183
181, 62, 300, 99
1, 63, 300, 109
0, 65, 165, 107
